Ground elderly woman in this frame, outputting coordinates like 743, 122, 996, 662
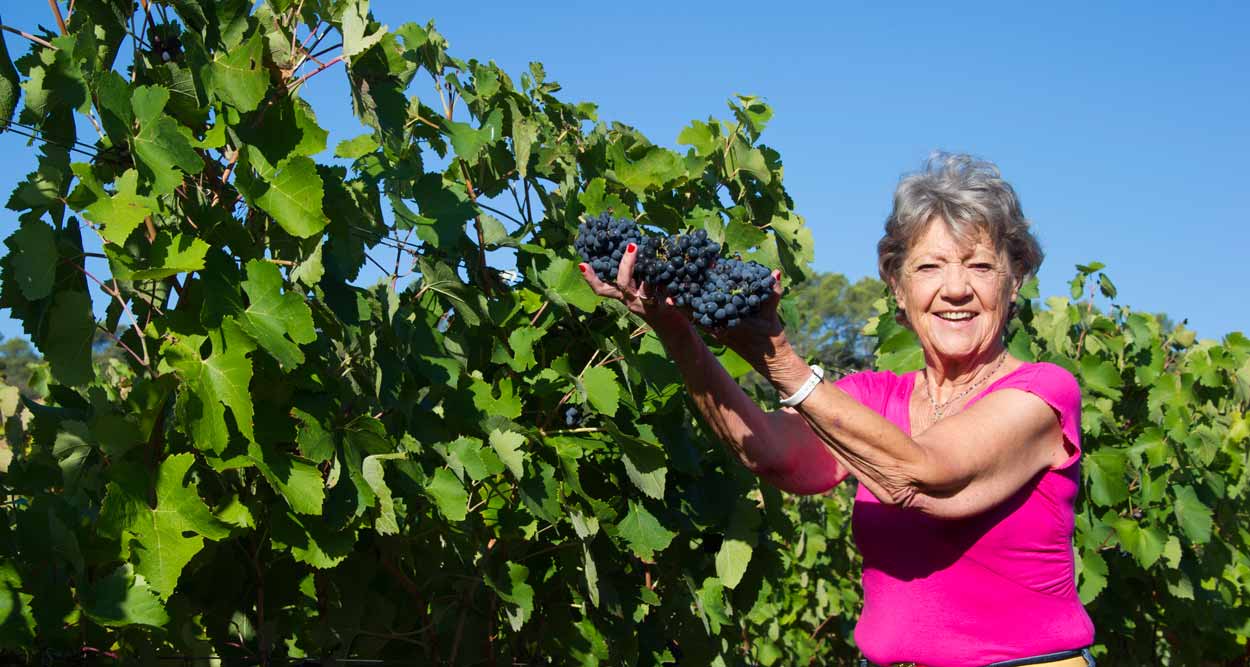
579, 154, 1095, 667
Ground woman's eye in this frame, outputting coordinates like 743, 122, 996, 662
969, 263, 994, 272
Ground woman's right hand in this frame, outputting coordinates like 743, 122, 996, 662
578, 243, 689, 335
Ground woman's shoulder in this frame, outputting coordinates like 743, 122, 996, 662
999, 361, 1082, 407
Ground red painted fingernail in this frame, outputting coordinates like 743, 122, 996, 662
626, 243, 637, 253
578, 263, 589, 273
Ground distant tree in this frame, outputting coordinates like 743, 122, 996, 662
787, 272, 885, 374
0, 336, 39, 396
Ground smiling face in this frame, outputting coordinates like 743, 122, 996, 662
893, 218, 1019, 367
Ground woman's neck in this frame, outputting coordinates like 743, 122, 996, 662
923, 345, 1008, 396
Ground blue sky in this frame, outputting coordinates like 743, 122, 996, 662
1, 2, 1247, 340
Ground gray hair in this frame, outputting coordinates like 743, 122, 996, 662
877, 152, 1043, 288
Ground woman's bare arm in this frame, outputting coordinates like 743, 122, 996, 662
765, 348, 1066, 519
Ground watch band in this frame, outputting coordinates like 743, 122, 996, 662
778, 365, 824, 408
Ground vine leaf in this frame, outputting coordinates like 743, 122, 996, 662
362, 453, 405, 534
425, 467, 468, 522
236, 259, 316, 368
539, 257, 598, 313
1112, 517, 1167, 569
81, 565, 169, 628
98, 454, 231, 599
715, 498, 760, 590
471, 376, 522, 420
7, 219, 57, 300
71, 167, 156, 245
130, 85, 203, 194
205, 30, 267, 112
0, 30, 19, 131
248, 440, 325, 516
340, 0, 388, 60
44, 290, 96, 386
108, 232, 209, 281
489, 429, 526, 480
165, 320, 257, 454
239, 155, 330, 238
580, 366, 619, 417
444, 436, 504, 481
270, 510, 356, 569
1172, 485, 1214, 545
485, 562, 534, 631
614, 501, 675, 563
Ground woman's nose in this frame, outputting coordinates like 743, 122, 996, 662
940, 265, 972, 300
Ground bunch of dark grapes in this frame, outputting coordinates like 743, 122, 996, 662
148, 31, 184, 64
574, 213, 642, 280
632, 229, 720, 307
689, 258, 775, 329
573, 215, 775, 330
564, 406, 583, 427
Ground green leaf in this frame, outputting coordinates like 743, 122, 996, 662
1172, 485, 1213, 545
716, 499, 761, 590
81, 565, 169, 628
485, 562, 534, 631
581, 366, 620, 417
610, 144, 684, 196
1076, 548, 1107, 604
247, 156, 330, 238
130, 85, 203, 194
615, 501, 675, 562
340, 0, 388, 60
1079, 355, 1123, 400
44, 290, 96, 386
79, 169, 157, 245
335, 133, 379, 159
0, 561, 35, 647
426, 467, 468, 522
0, 28, 19, 131
617, 435, 666, 500
578, 178, 627, 217
581, 544, 600, 608
506, 326, 545, 372
235, 260, 316, 368
444, 436, 504, 481
7, 219, 57, 300
164, 320, 257, 453
270, 510, 355, 569
206, 30, 267, 112
98, 454, 231, 599
108, 232, 209, 280
490, 429, 526, 480
1084, 450, 1130, 507
1112, 517, 1167, 569
540, 257, 599, 313
362, 453, 404, 534
1098, 273, 1117, 299
293, 408, 335, 462
248, 440, 325, 516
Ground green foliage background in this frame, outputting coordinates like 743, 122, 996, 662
0, 2, 1246, 664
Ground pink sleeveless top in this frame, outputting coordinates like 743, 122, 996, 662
835, 362, 1094, 667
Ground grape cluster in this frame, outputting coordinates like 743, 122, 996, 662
574, 213, 642, 280
147, 26, 184, 64
690, 258, 775, 328
564, 406, 583, 427
631, 229, 720, 308
574, 214, 776, 330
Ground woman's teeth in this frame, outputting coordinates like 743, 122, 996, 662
937, 312, 974, 321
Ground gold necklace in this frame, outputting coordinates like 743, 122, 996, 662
922, 351, 1007, 422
